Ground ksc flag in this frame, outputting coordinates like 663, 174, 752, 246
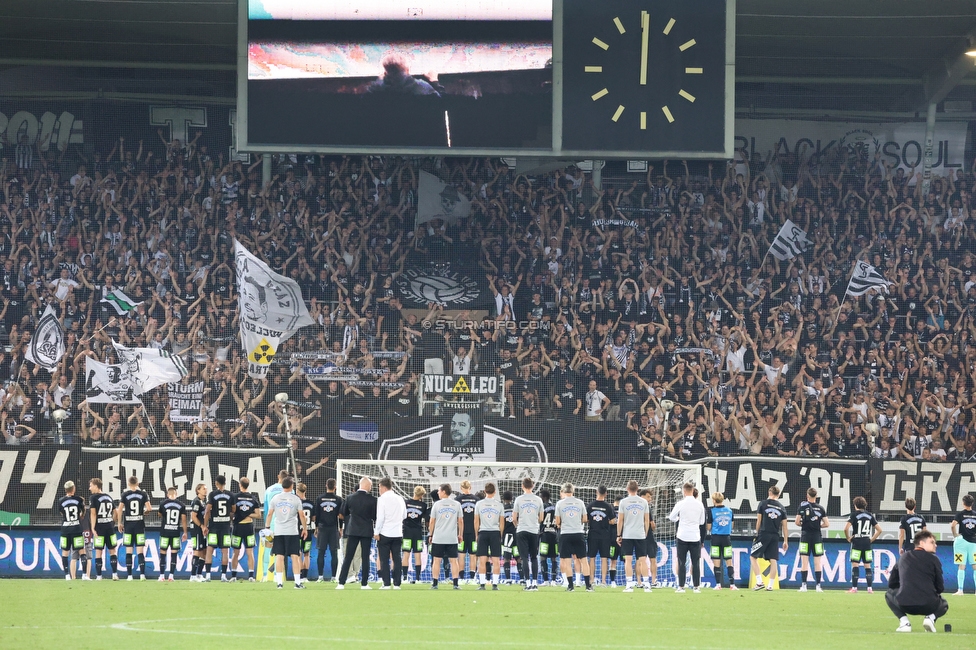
25, 305, 64, 371
84, 357, 141, 404
846, 260, 891, 297
768, 220, 812, 261
416, 171, 471, 230
235, 240, 314, 379
112, 341, 188, 393
101, 290, 142, 316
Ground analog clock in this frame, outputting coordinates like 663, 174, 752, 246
561, 0, 730, 156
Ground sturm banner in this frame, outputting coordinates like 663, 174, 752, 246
167, 380, 205, 422
668, 457, 869, 518
734, 118, 969, 176
396, 263, 489, 310
870, 459, 976, 515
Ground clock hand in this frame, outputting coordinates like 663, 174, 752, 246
639, 10, 649, 86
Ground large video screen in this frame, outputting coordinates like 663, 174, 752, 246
245, 0, 553, 152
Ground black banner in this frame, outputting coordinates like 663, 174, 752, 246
667, 457, 869, 518
870, 459, 976, 515
395, 263, 491, 310
79, 447, 289, 504
0, 445, 81, 525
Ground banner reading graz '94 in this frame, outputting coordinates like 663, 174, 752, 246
666, 457, 869, 518
870, 459, 976, 515
80, 447, 289, 502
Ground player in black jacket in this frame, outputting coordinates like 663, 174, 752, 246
887, 530, 948, 633
314, 478, 344, 582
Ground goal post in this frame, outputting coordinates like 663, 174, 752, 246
335, 460, 701, 585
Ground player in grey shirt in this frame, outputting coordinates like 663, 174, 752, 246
617, 480, 650, 592
555, 482, 591, 591
512, 477, 545, 589
474, 482, 505, 589
264, 477, 308, 589
428, 483, 463, 589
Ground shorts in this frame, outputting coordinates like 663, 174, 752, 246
458, 539, 478, 554
750, 533, 780, 561
123, 524, 146, 548
620, 538, 647, 558
159, 534, 183, 550
208, 527, 233, 549
191, 530, 206, 551
710, 535, 733, 560
232, 524, 257, 549
401, 535, 424, 553
302, 533, 313, 554
60, 531, 85, 552
272, 534, 301, 557
430, 543, 459, 559
952, 537, 976, 566
798, 534, 824, 557
476, 531, 502, 557
502, 532, 519, 558
587, 532, 614, 558
516, 531, 540, 560
850, 541, 873, 564
559, 533, 587, 559
540, 533, 558, 557
92, 526, 118, 550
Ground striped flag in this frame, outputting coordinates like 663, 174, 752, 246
846, 260, 891, 297
101, 290, 142, 315
768, 220, 813, 261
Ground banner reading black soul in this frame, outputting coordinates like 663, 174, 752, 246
666, 457, 869, 518
870, 459, 976, 514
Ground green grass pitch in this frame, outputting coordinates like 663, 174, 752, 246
0, 581, 973, 649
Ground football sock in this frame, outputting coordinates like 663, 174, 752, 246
561, 572, 568, 584
415, 565, 422, 581
726, 565, 734, 586
800, 569, 807, 584
167, 554, 174, 576
492, 573, 499, 585
432, 579, 439, 587
204, 562, 212, 576
221, 563, 228, 576
583, 575, 591, 588
127, 553, 134, 574
567, 575, 574, 588
232, 569, 238, 579
95, 557, 102, 577
275, 571, 283, 586
900, 616, 910, 626
110, 555, 118, 576
81, 556, 88, 576
815, 570, 822, 585
504, 565, 511, 580
865, 569, 874, 587
453, 577, 459, 587
63, 556, 71, 578
851, 566, 860, 587
138, 553, 145, 576
402, 566, 409, 581
958, 568, 966, 589
249, 569, 255, 579
609, 569, 616, 584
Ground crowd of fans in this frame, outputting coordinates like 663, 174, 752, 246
2, 127, 976, 464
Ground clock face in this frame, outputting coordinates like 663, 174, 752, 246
562, 0, 728, 156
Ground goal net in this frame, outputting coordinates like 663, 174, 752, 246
336, 460, 701, 585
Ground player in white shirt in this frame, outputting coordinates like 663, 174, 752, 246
668, 482, 705, 593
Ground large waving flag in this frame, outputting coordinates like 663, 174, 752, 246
235, 240, 314, 379
416, 171, 471, 230
25, 304, 64, 371
768, 219, 813, 261
101, 289, 142, 315
846, 260, 891, 297
112, 341, 188, 393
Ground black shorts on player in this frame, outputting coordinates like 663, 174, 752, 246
272, 534, 301, 557
587, 532, 613, 559
799, 533, 824, 557
208, 527, 232, 549
644, 534, 656, 560
301, 534, 313, 554
710, 534, 732, 560
458, 538, 477, 554
850, 540, 873, 563
92, 525, 118, 550
502, 532, 519, 558
191, 530, 206, 551
620, 538, 647, 558
559, 533, 587, 559
61, 529, 85, 552
123, 524, 146, 548
430, 543, 459, 559
401, 534, 423, 553
159, 534, 182, 551
751, 532, 780, 561
232, 524, 257, 549
540, 532, 558, 558
476, 531, 502, 557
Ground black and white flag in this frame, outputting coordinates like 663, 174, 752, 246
84, 357, 142, 405
25, 305, 64, 371
846, 260, 891, 297
112, 341, 188, 393
768, 219, 813, 261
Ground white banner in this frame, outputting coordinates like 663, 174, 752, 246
84, 357, 141, 405
235, 240, 314, 379
167, 380, 205, 422
734, 119, 968, 177
416, 171, 471, 230
25, 305, 64, 371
